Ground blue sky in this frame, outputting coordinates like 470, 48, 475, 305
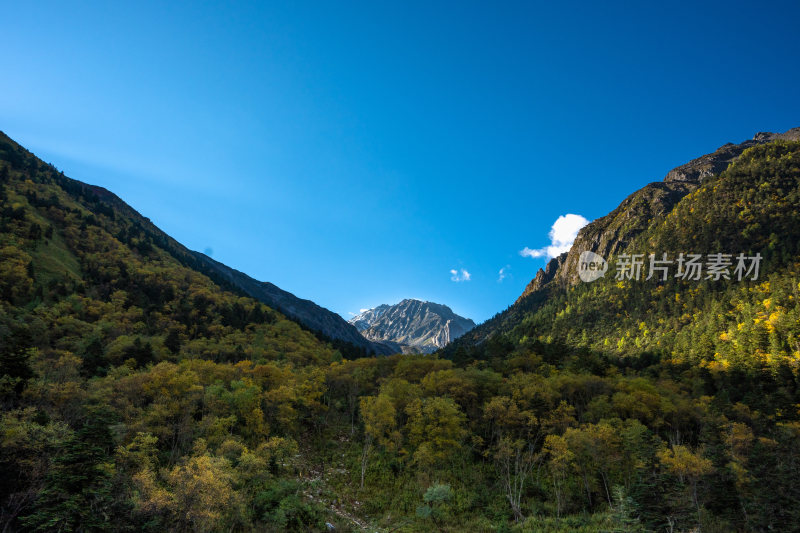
2, 1, 800, 323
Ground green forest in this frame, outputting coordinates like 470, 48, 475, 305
2, 132, 800, 532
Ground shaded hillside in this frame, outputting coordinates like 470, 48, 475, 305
0, 131, 351, 531
0, 130, 335, 366
0, 131, 383, 359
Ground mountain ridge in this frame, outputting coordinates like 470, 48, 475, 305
0, 130, 391, 358
524, 126, 800, 299
449, 127, 800, 350
190, 251, 395, 355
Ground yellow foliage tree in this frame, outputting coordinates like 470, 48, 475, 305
657, 444, 712, 519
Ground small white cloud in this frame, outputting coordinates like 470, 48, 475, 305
498, 265, 511, 282
359, 308, 369, 313
519, 246, 547, 258
348, 311, 356, 316
450, 268, 471, 282
520, 214, 589, 260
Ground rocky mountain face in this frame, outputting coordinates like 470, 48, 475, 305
349, 304, 391, 332
450, 127, 800, 348
192, 253, 394, 356
520, 127, 800, 300
349, 299, 475, 353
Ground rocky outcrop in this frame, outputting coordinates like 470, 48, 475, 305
349, 304, 390, 333
524, 253, 567, 295
665, 128, 800, 184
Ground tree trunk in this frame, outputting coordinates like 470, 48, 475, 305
360, 438, 372, 489
582, 470, 592, 509
601, 471, 613, 508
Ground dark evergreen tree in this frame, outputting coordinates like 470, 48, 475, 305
21, 413, 116, 532
164, 329, 181, 355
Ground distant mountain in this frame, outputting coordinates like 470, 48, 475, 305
350, 299, 475, 353
191, 253, 395, 356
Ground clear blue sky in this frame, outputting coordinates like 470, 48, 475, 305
2, 1, 800, 323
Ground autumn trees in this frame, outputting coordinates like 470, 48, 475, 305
359, 394, 397, 488
3, 139, 800, 531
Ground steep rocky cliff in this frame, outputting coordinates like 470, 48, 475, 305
519, 127, 800, 299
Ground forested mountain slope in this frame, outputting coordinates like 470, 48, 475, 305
451, 128, 800, 349
0, 131, 342, 531
445, 136, 800, 384
2, 131, 800, 532
436, 138, 800, 531
0, 130, 390, 360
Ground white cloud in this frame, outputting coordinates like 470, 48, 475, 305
520, 214, 590, 260
450, 268, 471, 282
359, 308, 369, 313
498, 265, 511, 282
348, 312, 356, 316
